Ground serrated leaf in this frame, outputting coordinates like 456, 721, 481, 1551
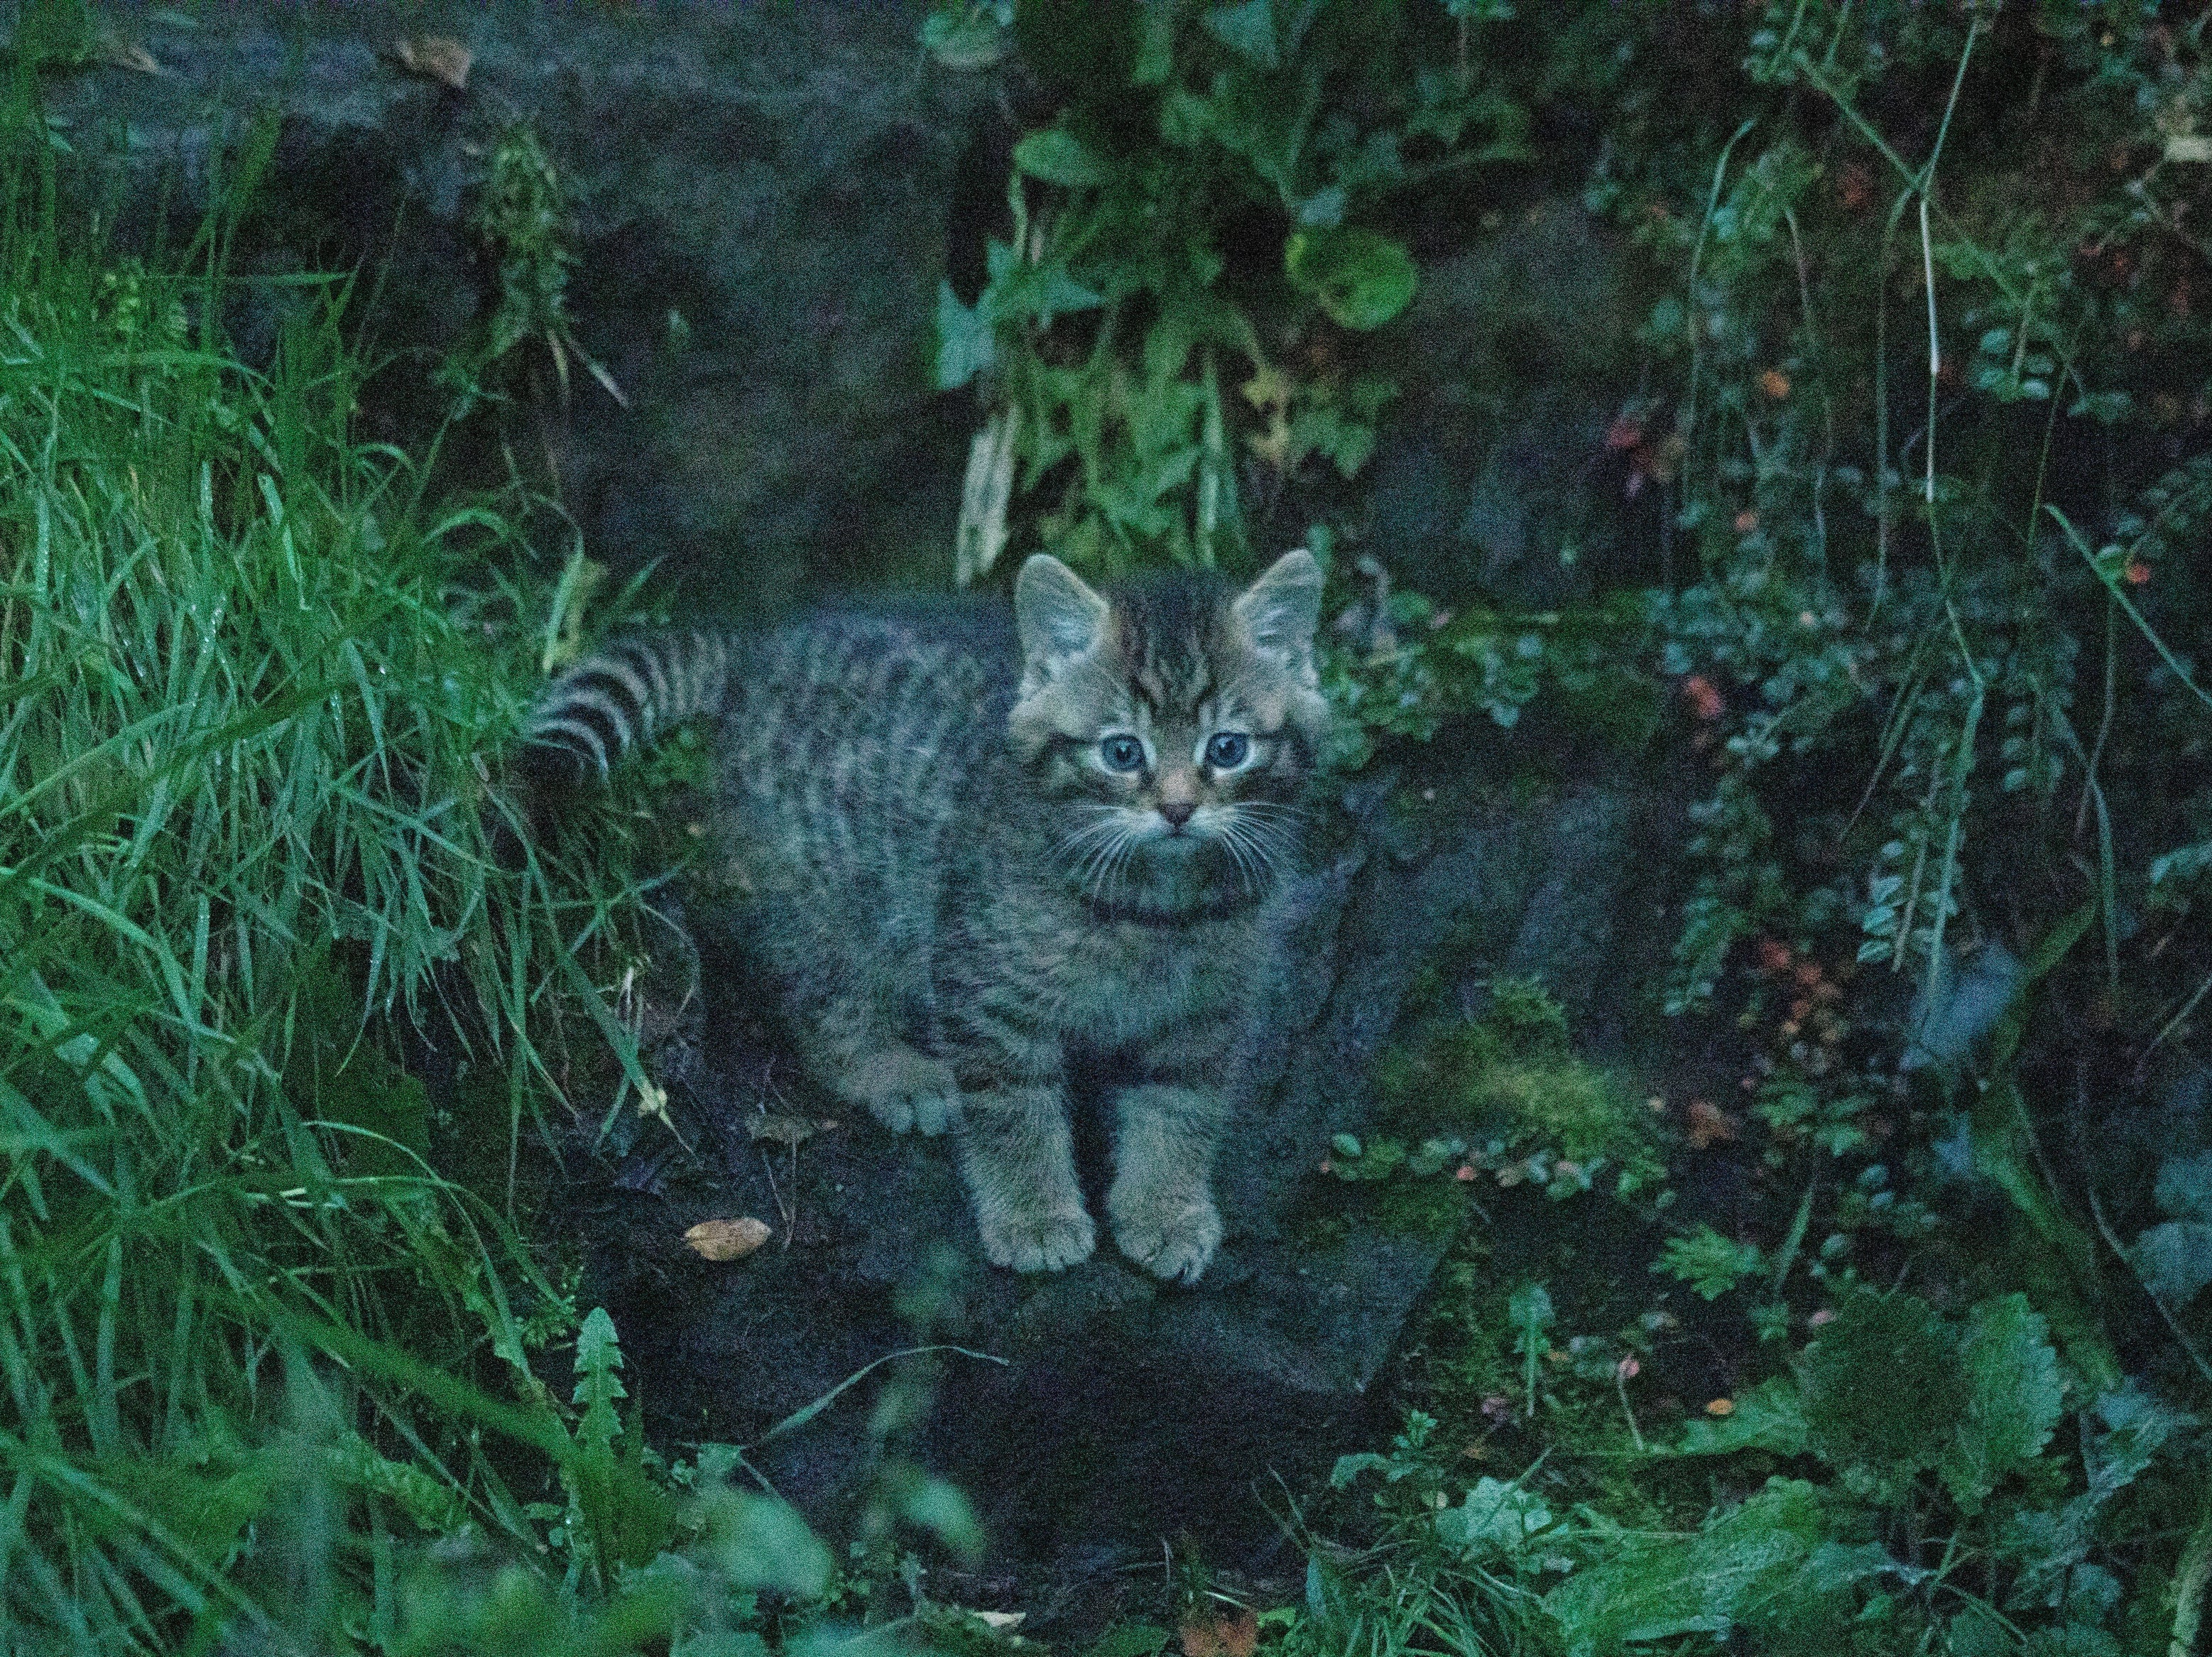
573, 1306, 628, 1455
1013, 126, 1111, 188
1542, 1480, 1840, 1656
1284, 228, 1417, 330
1939, 1294, 2064, 1511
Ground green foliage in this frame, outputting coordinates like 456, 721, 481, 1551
0, 96, 879, 1654
442, 123, 622, 418
934, 0, 1529, 579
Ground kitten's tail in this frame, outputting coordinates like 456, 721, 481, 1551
521, 630, 736, 783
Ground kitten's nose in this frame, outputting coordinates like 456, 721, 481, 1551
1158, 800, 1195, 829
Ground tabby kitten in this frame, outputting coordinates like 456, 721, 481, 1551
526, 550, 1326, 1282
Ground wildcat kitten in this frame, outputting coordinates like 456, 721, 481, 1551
525, 550, 1326, 1282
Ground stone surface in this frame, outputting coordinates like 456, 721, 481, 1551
584, 729, 1681, 1575
48, 0, 1000, 610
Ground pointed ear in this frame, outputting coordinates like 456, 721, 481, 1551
1014, 553, 1109, 678
1232, 548, 1324, 682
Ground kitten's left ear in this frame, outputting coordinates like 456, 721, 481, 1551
1232, 548, 1324, 683
1015, 553, 1110, 681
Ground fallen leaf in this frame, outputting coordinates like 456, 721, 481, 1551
1685, 1099, 1739, 1149
393, 35, 472, 90
1758, 366, 1791, 400
94, 28, 163, 74
748, 1112, 821, 1148
1180, 1605, 1258, 1657
1704, 1396, 1736, 1416
684, 1217, 771, 1261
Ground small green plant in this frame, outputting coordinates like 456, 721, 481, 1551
444, 122, 623, 419
932, 0, 1529, 581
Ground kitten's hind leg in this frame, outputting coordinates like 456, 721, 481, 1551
805, 999, 961, 1136
957, 1085, 1094, 1272
1106, 1084, 1227, 1284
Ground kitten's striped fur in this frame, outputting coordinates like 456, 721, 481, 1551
527, 551, 1326, 1282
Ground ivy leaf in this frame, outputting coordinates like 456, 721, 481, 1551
1285, 228, 1417, 330
1013, 126, 1111, 189
1938, 1294, 2064, 1511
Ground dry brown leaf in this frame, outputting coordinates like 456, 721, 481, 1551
94, 28, 162, 75
748, 1112, 825, 1148
392, 35, 472, 91
684, 1217, 771, 1261
1179, 1606, 1257, 1657
1685, 1098, 1740, 1150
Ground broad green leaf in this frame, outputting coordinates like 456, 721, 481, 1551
1938, 1293, 2064, 1510
696, 1489, 834, 1598
1677, 1376, 1808, 1457
1013, 126, 1111, 189
2132, 1219, 2212, 1304
1202, 0, 1278, 66
1091, 1625, 1172, 1657
1285, 227, 1418, 330
1543, 1479, 1839, 1656
2155, 1150, 2212, 1219
1434, 1477, 1552, 1560
933, 281, 995, 391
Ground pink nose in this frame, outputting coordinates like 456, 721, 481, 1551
1159, 800, 1195, 829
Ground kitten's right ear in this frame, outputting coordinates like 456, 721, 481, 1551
1014, 554, 1109, 678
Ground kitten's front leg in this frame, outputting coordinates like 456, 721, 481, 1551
1106, 1082, 1229, 1284
957, 1082, 1094, 1272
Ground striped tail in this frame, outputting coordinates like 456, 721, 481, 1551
522, 629, 736, 783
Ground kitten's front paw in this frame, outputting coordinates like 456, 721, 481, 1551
1112, 1198, 1223, 1285
841, 1048, 961, 1136
978, 1206, 1096, 1273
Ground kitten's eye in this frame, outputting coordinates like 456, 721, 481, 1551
1205, 732, 1251, 770
1100, 734, 1147, 773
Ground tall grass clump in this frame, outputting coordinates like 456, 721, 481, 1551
0, 124, 734, 1650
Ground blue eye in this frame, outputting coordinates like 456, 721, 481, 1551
1101, 734, 1147, 773
1205, 732, 1251, 769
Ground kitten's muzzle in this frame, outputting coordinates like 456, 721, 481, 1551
1158, 800, 1196, 830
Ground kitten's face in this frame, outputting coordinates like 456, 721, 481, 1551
1007, 551, 1329, 913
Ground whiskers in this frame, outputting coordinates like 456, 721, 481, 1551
1053, 807, 1146, 909
1213, 799, 1304, 896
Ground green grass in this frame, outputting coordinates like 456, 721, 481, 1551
0, 126, 707, 1649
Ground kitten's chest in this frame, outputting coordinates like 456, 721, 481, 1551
1030, 911, 1253, 1047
